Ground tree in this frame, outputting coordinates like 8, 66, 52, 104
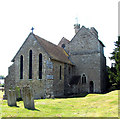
110, 36, 120, 88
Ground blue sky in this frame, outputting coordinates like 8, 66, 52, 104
0, 0, 119, 76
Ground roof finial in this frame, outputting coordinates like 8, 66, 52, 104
74, 17, 80, 34
75, 17, 78, 24
31, 27, 34, 33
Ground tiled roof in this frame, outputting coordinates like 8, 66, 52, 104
34, 34, 73, 64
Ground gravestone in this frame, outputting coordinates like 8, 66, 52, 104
15, 86, 22, 100
7, 90, 17, 106
22, 86, 35, 109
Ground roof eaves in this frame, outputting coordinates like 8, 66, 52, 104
51, 57, 74, 65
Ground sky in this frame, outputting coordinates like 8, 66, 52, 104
0, 0, 119, 76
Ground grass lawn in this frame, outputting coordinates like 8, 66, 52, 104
0, 90, 119, 117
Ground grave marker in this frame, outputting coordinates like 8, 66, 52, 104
7, 90, 17, 106
22, 86, 35, 109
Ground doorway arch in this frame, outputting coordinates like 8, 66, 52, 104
89, 81, 94, 93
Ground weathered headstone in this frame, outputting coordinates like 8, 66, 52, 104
15, 86, 22, 100
22, 86, 35, 109
7, 90, 17, 106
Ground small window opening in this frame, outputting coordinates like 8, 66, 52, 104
29, 50, 32, 79
82, 74, 86, 84
20, 55, 23, 79
60, 65, 62, 80
39, 53, 42, 79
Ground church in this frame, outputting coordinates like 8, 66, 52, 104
4, 23, 107, 99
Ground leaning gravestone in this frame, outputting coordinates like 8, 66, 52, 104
22, 86, 35, 109
7, 90, 17, 106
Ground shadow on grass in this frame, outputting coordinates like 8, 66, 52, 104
55, 93, 88, 99
9, 105, 19, 108
26, 108, 40, 111
55, 89, 119, 99
8, 105, 40, 111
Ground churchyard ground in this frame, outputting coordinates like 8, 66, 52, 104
0, 90, 119, 117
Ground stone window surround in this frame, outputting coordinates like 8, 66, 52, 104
81, 73, 87, 84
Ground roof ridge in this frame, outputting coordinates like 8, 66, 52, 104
34, 34, 61, 49
34, 34, 73, 65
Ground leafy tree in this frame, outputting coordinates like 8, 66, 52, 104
110, 36, 120, 88
107, 66, 116, 85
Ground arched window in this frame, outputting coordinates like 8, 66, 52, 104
20, 55, 23, 79
82, 74, 86, 84
60, 65, 62, 80
39, 53, 42, 79
29, 50, 32, 79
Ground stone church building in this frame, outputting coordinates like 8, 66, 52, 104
4, 24, 107, 99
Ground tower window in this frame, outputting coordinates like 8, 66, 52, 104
29, 50, 32, 79
62, 44, 65, 48
20, 55, 23, 79
82, 74, 86, 84
39, 53, 42, 79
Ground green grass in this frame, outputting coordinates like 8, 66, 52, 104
0, 90, 119, 117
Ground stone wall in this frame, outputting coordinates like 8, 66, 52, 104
66, 26, 99, 55
64, 63, 74, 95
14, 34, 49, 81
11, 34, 50, 99
65, 26, 106, 93
52, 60, 65, 97
4, 63, 16, 98
70, 53, 101, 93
100, 53, 107, 92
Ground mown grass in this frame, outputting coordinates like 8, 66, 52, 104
0, 90, 119, 117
